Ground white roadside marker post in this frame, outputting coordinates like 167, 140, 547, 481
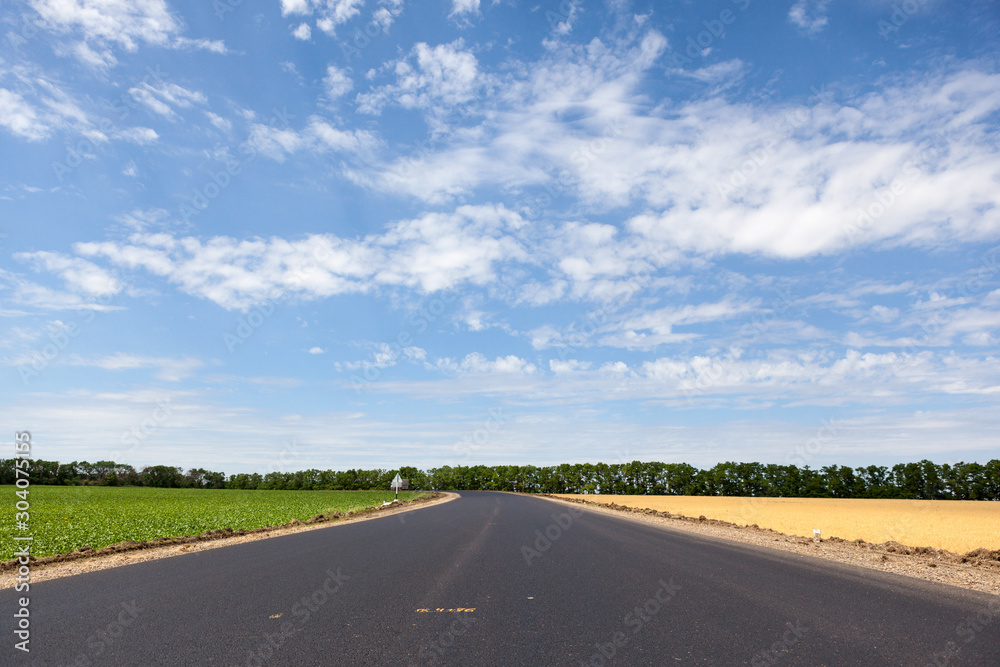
391, 473, 402, 501
813, 529, 821, 544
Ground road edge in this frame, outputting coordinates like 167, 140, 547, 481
0, 491, 459, 589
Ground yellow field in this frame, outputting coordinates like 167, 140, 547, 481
555, 495, 1000, 554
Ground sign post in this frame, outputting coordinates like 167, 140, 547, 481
391, 473, 402, 500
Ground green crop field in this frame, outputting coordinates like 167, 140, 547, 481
1, 486, 427, 561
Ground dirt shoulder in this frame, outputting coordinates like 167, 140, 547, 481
1, 492, 456, 589
536, 494, 1000, 597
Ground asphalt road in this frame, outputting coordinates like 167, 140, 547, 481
3, 491, 999, 666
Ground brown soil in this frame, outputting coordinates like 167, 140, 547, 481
537, 494, 1000, 596
1, 492, 455, 588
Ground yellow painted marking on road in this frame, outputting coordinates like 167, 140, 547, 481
269, 614, 283, 618
415, 608, 475, 612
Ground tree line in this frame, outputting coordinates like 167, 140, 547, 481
1, 458, 999, 500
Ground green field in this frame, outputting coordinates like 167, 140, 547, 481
1, 486, 427, 561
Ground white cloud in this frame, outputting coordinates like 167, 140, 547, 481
64, 353, 203, 381
68, 204, 527, 310
128, 81, 207, 120
308, 346, 324, 354
246, 124, 305, 161
116, 127, 159, 144
280, 0, 363, 34
450, 0, 479, 17
368, 0, 405, 31
15, 251, 123, 297
375, 346, 1000, 410
174, 37, 227, 54
205, 112, 232, 132
29, 0, 226, 65
0, 89, 48, 140
281, 0, 311, 15
867, 305, 899, 323
548, 0, 581, 36
404, 346, 426, 361
245, 118, 378, 162
337, 341, 421, 371
0, 274, 122, 311
361, 40, 1000, 259
292, 22, 312, 40
788, 0, 830, 35
443, 352, 537, 375
0, 67, 117, 142
323, 65, 353, 99
357, 40, 482, 114
113, 208, 173, 233
549, 359, 591, 373
372, 7, 393, 30
678, 59, 746, 87
598, 298, 759, 350
0, 68, 163, 144
245, 112, 379, 161
310, 119, 378, 153
30, 0, 181, 50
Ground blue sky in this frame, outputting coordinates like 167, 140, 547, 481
1, 0, 999, 475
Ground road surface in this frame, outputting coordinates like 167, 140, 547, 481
3, 491, 998, 665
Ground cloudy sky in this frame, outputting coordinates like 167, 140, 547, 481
1, 0, 999, 475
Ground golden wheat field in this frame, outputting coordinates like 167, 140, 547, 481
556, 495, 1000, 554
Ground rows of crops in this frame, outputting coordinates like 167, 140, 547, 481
1, 486, 426, 560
